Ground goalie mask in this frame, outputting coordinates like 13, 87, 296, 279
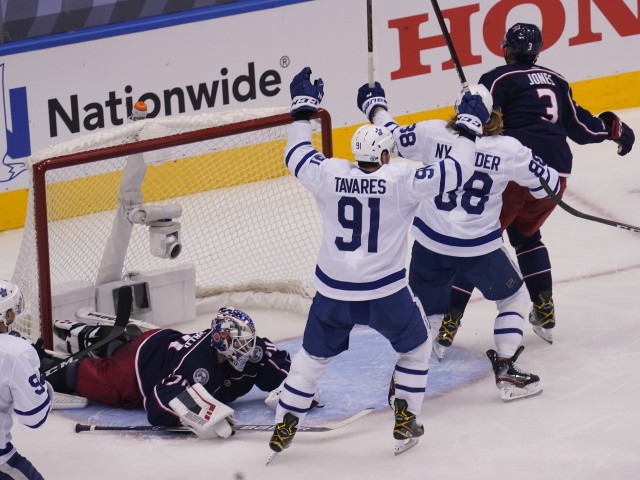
0, 280, 24, 330
211, 308, 257, 371
351, 124, 397, 164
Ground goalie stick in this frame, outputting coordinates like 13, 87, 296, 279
538, 177, 640, 233
74, 407, 374, 434
42, 286, 132, 379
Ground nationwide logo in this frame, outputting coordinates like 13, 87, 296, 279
48, 61, 283, 138
0, 63, 30, 183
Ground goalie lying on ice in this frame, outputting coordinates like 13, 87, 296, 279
40, 308, 298, 438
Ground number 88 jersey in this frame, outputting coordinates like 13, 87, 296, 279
384, 116, 560, 258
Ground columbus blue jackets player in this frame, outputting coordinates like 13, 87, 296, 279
1, 281, 53, 480
267, 67, 485, 462
442, 23, 635, 346
45, 308, 292, 439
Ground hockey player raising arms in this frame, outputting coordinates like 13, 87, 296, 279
442, 23, 635, 347
44, 308, 292, 439
267, 67, 486, 461
358, 78, 560, 401
0, 281, 53, 480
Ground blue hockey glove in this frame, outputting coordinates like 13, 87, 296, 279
599, 111, 635, 156
454, 91, 491, 138
290, 67, 324, 118
357, 82, 388, 122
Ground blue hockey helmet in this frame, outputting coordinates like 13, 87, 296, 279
502, 23, 543, 64
211, 308, 256, 371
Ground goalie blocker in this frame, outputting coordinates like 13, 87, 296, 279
168, 383, 235, 439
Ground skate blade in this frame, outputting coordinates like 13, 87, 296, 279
531, 324, 553, 344
394, 437, 420, 456
500, 382, 543, 402
432, 342, 447, 362
266, 450, 279, 465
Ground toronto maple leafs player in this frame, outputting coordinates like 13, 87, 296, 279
44, 308, 292, 439
442, 23, 635, 346
358, 78, 561, 401
0, 281, 53, 480
267, 67, 485, 462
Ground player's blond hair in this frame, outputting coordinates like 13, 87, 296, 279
447, 109, 504, 136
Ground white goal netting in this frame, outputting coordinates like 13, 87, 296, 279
12, 107, 331, 345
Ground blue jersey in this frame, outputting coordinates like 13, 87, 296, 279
479, 63, 609, 176
135, 329, 290, 426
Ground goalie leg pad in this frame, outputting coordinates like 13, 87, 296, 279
168, 383, 235, 439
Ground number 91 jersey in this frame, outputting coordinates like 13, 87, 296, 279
388, 117, 560, 258
286, 120, 473, 301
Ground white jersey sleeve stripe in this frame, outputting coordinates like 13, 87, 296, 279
413, 217, 502, 247
285, 140, 311, 166
315, 266, 406, 291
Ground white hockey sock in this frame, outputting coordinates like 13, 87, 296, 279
494, 287, 528, 358
275, 348, 331, 424
393, 340, 430, 415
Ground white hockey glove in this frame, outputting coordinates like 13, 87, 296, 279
265, 380, 324, 410
290, 67, 324, 118
168, 383, 235, 439
357, 82, 388, 122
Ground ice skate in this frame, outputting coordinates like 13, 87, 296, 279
393, 398, 424, 455
267, 413, 299, 464
486, 346, 542, 401
434, 307, 464, 361
529, 290, 554, 344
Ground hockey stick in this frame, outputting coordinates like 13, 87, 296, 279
43, 286, 132, 378
429, 0, 469, 92
367, 0, 375, 86
538, 177, 640, 233
74, 407, 374, 434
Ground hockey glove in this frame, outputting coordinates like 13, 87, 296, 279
454, 91, 491, 138
169, 383, 235, 439
290, 67, 324, 119
357, 82, 388, 122
599, 111, 635, 156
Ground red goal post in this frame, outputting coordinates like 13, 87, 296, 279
12, 107, 332, 349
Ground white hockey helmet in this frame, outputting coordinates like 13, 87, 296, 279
0, 280, 24, 328
351, 124, 397, 164
455, 84, 494, 123
210, 308, 257, 371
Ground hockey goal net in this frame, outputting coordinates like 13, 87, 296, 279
12, 107, 332, 348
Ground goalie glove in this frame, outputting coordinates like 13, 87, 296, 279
599, 111, 635, 156
357, 82, 388, 122
264, 379, 325, 410
168, 383, 235, 439
290, 67, 324, 119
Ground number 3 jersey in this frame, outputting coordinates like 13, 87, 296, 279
373, 110, 561, 258
479, 63, 609, 176
286, 120, 475, 301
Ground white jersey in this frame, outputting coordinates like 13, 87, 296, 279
0, 334, 53, 465
286, 120, 475, 300
374, 111, 560, 257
